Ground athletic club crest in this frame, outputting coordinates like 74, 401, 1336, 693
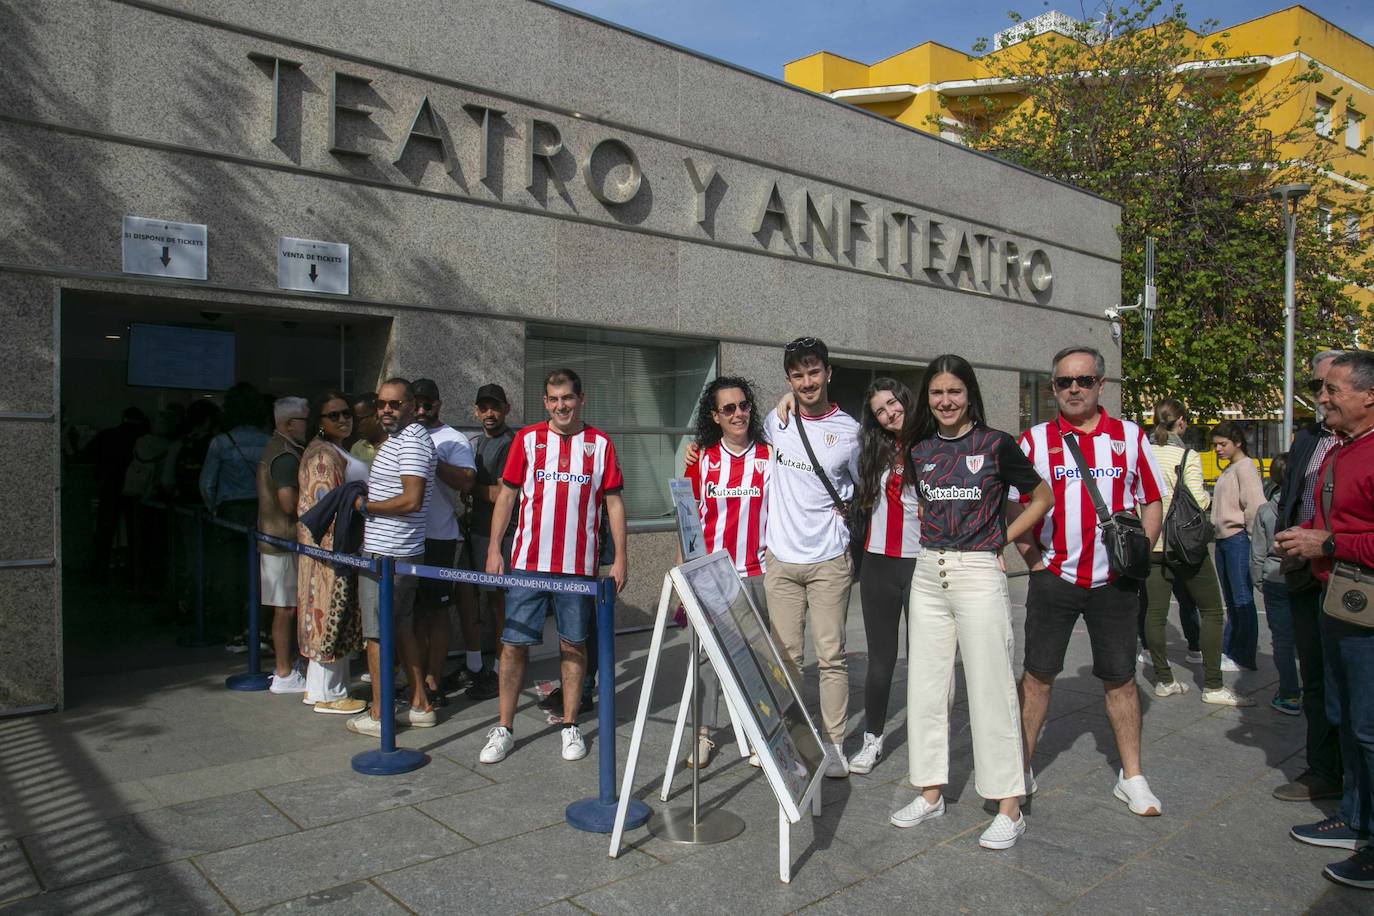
583, 443, 596, 456
965, 454, 985, 474
754, 458, 768, 474
823, 432, 839, 448
1110, 440, 1126, 456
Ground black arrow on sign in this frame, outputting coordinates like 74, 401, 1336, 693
308, 263, 318, 283
159, 246, 171, 267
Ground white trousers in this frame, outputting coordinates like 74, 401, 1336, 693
907, 548, 1026, 800
305, 658, 350, 703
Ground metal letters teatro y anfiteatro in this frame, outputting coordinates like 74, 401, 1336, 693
250, 52, 1054, 300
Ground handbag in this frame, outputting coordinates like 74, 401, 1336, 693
792, 395, 865, 579
1062, 433, 1152, 580
1317, 454, 1374, 627
1162, 449, 1213, 567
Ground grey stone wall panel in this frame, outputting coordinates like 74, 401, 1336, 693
0, 276, 56, 415
0, 566, 60, 709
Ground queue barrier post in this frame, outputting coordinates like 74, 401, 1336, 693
566, 576, 652, 833
225, 524, 271, 691
352, 555, 429, 776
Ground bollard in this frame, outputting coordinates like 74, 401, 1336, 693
566, 577, 651, 833
353, 556, 429, 775
225, 526, 271, 691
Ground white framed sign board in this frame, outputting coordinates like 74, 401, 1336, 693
610, 551, 826, 881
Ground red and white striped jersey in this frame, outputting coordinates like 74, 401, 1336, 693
502, 422, 623, 577
1015, 408, 1165, 588
865, 463, 920, 558
685, 440, 770, 577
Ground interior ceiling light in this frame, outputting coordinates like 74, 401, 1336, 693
104, 335, 121, 340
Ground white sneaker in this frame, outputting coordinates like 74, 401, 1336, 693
1113, 770, 1162, 816
1020, 767, 1038, 804
398, 705, 437, 728
561, 725, 587, 761
979, 813, 1026, 850
890, 794, 945, 828
480, 726, 514, 764
847, 732, 883, 775
1137, 649, 1151, 667
684, 733, 715, 769
1219, 655, 1241, 673
1186, 649, 1204, 664
1202, 686, 1255, 707
747, 751, 761, 768
823, 743, 849, 778
269, 670, 307, 694
1154, 680, 1190, 699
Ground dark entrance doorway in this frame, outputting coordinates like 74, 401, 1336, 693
59, 292, 389, 678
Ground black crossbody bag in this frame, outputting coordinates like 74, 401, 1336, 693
1062, 433, 1152, 580
793, 395, 865, 579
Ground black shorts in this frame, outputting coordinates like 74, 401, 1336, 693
416, 538, 459, 612
1023, 570, 1140, 683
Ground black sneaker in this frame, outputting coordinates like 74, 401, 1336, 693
539, 686, 564, 711
1292, 816, 1371, 850
465, 670, 499, 701
1325, 846, 1374, 889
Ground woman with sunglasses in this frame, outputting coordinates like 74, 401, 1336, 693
680, 376, 771, 768
847, 378, 920, 775
295, 391, 370, 714
891, 355, 1053, 850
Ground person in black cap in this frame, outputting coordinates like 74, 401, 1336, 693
466, 383, 516, 700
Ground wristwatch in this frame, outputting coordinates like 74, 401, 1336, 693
1322, 533, 1336, 557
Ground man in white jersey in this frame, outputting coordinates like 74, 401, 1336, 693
764, 337, 860, 777
479, 368, 628, 765
411, 379, 476, 704
347, 378, 439, 737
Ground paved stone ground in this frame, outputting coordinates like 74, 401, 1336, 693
1, 580, 1368, 914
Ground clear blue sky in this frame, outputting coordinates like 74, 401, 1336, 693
551, 1, 1374, 79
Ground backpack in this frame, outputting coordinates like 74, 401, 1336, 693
122, 437, 169, 500
1163, 448, 1214, 567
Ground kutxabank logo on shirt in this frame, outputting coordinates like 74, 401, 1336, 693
919, 481, 982, 501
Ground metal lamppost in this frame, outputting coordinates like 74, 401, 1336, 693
1272, 182, 1310, 447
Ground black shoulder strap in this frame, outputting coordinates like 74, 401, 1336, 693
1174, 448, 1189, 492
793, 394, 847, 514
1320, 448, 1336, 526
1062, 432, 1111, 524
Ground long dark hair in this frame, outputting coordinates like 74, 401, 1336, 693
907, 354, 988, 444
693, 376, 764, 449
308, 390, 353, 444
856, 378, 914, 512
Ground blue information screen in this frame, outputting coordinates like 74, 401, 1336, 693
126, 323, 235, 391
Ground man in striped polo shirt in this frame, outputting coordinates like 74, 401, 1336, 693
348, 378, 439, 738
1010, 346, 1166, 816
479, 368, 628, 765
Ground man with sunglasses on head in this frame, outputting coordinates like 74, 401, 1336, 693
1009, 346, 1167, 816
347, 378, 439, 738
1271, 349, 1347, 803
411, 380, 477, 706
765, 337, 861, 778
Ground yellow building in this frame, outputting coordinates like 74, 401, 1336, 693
786, 5, 1373, 244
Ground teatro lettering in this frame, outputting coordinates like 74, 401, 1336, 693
248, 52, 1054, 301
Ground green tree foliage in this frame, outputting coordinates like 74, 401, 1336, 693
951, 0, 1373, 421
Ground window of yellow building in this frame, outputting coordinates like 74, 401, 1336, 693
1344, 214, 1362, 248
1318, 204, 1334, 239
1316, 95, 1334, 139
1347, 110, 1364, 150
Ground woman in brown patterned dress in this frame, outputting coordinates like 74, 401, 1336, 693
296, 391, 369, 714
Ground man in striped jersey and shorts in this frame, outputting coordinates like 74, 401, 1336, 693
1009, 346, 1167, 815
479, 368, 628, 764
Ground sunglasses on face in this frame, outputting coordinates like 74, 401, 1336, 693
714, 400, 752, 417
321, 410, 351, 422
416, 400, 438, 411
1306, 378, 1325, 393
374, 399, 406, 411
1053, 375, 1099, 391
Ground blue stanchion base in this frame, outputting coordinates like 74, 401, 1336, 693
351, 748, 430, 776
224, 672, 272, 691
566, 796, 651, 834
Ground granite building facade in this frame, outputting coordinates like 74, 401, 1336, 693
0, 0, 1120, 711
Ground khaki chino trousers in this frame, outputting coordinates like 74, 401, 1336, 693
764, 549, 852, 746
907, 549, 1026, 800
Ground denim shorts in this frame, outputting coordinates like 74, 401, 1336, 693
502, 576, 595, 646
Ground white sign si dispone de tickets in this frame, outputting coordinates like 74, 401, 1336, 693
121, 216, 208, 280
277, 237, 349, 295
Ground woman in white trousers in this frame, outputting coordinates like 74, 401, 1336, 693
890, 354, 1053, 850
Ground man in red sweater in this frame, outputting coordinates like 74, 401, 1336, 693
1277, 350, 1374, 891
